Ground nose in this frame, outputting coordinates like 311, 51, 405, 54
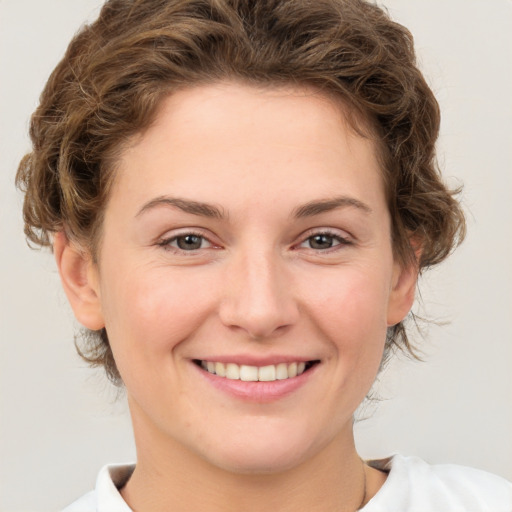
218, 248, 299, 339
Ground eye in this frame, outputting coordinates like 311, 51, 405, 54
160, 233, 213, 251
299, 232, 350, 251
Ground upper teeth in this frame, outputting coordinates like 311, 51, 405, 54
200, 361, 307, 381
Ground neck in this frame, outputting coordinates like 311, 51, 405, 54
121, 408, 373, 512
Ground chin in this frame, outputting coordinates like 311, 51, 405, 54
208, 445, 310, 475
193, 425, 325, 475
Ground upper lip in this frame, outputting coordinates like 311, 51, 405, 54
192, 355, 319, 366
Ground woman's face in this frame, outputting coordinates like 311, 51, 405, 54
71, 83, 415, 473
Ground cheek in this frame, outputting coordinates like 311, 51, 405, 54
100, 267, 217, 365
307, 266, 390, 355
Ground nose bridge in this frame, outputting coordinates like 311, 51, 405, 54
219, 243, 298, 338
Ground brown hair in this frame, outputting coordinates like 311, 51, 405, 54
16, 0, 466, 385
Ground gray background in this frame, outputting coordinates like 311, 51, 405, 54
1, 0, 511, 510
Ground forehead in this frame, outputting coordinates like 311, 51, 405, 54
112, 82, 386, 216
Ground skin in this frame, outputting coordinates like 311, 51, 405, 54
55, 82, 417, 511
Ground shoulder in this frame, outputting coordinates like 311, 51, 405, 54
61, 463, 134, 512
364, 454, 512, 512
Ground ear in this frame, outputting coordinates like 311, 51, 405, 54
387, 247, 421, 327
53, 231, 105, 330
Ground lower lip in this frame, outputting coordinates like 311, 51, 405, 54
193, 362, 318, 403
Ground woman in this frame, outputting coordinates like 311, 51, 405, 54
15, 0, 512, 510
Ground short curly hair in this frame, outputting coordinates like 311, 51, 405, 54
16, 0, 465, 385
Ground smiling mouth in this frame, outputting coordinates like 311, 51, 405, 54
193, 360, 320, 382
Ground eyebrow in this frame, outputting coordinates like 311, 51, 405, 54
292, 196, 373, 218
136, 196, 225, 219
136, 194, 372, 220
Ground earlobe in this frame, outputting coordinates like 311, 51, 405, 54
53, 231, 105, 330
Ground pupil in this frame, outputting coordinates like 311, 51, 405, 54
177, 235, 202, 250
310, 234, 333, 249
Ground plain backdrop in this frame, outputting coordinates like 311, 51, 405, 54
1, 0, 511, 510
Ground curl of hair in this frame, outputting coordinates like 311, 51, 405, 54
16, 0, 466, 384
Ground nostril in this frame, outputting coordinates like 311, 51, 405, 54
218, 266, 300, 338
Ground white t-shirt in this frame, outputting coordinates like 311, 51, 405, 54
62, 454, 512, 511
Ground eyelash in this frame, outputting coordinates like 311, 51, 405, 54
157, 229, 351, 254
157, 231, 214, 252
296, 230, 352, 252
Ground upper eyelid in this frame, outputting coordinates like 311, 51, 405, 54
158, 227, 213, 241
297, 227, 352, 241
156, 229, 216, 249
